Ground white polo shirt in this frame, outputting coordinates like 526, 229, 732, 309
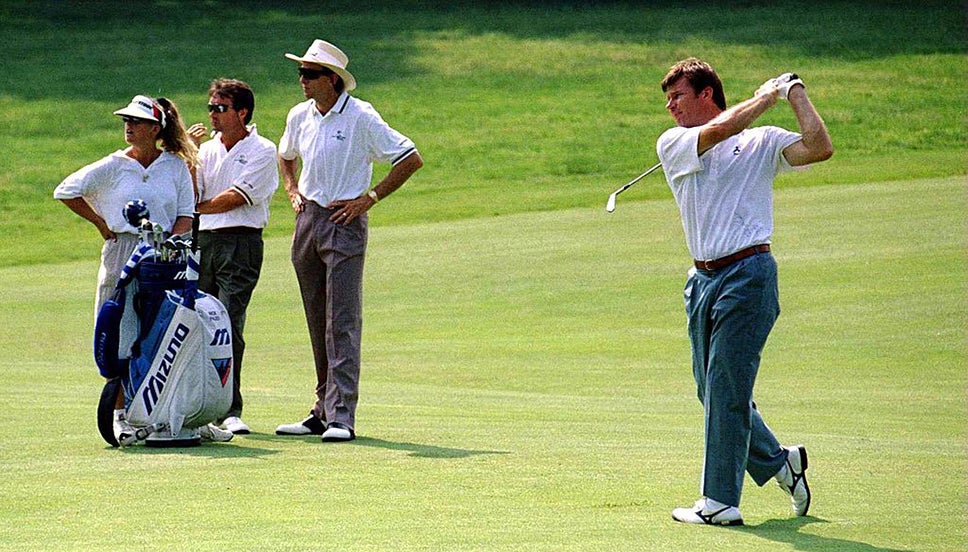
196, 125, 279, 230
54, 150, 195, 234
278, 92, 417, 206
656, 125, 801, 261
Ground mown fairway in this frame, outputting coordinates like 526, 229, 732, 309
0, 1, 962, 266
0, 2, 964, 551
0, 177, 963, 551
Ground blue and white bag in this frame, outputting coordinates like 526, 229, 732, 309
95, 233, 233, 446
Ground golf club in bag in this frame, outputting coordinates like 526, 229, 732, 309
95, 205, 233, 447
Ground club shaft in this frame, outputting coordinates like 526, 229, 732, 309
615, 162, 662, 196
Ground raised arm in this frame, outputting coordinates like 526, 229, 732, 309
781, 84, 834, 166
698, 89, 777, 155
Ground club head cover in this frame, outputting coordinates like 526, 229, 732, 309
123, 199, 150, 227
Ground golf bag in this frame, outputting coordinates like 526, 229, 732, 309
94, 219, 234, 447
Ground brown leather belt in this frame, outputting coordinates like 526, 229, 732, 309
694, 244, 770, 271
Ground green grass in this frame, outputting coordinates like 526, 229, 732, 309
0, 1, 964, 550
0, 177, 963, 551
0, 1, 964, 266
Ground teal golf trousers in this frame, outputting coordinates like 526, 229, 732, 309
684, 251, 788, 507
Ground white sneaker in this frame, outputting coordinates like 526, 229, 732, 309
672, 498, 744, 526
222, 416, 250, 435
199, 423, 234, 442
776, 445, 811, 516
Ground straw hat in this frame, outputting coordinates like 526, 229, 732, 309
285, 39, 357, 91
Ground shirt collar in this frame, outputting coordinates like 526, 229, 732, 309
313, 92, 351, 118
333, 92, 350, 114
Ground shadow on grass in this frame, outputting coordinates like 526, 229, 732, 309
123, 432, 510, 459
353, 436, 510, 459
0, 1, 961, 101
738, 516, 913, 552
108, 433, 280, 458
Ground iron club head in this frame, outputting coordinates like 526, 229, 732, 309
605, 193, 618, 213
604, 162, 662, 213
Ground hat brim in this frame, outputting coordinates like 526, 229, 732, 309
112, 107, 160, 123
285, 53, 357, 91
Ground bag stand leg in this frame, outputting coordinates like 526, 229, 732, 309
96, 378, 122, 447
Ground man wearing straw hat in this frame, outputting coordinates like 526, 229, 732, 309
275, 39, 423, 442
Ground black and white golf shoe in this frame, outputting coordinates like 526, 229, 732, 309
275, 411, 326, 435
672, 498, 744, 526
776, 445, 811, 516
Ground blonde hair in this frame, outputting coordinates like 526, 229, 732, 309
155, 97, 199, 167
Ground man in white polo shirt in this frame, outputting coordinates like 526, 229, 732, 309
190, 78, 279, 435
275, 39, 423, 442
656, 58, 833, 526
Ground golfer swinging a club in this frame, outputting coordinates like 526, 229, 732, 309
656, 58, 833, 525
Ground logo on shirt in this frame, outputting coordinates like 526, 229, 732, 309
732, 145, 741, 156
333, 130, 346, 141
235, 154, 248, 165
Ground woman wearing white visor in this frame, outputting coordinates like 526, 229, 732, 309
55, 94, 197, 318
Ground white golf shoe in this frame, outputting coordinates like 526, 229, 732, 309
776, 445, 811, 516
199, 423, 234, 442
222, 416, 250, 435
672, 498, 744, 526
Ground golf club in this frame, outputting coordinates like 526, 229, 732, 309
152, 222, 165, 262
140, 220, 154, 254
162, 235, 191, 263
605, 162, 663, 213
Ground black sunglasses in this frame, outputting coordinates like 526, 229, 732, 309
207, 103, 232, 113
298, 67, 333, 80
121, 116, 152, 124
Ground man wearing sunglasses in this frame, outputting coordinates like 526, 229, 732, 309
276, 39, 423, 442
188, 78, 280, 436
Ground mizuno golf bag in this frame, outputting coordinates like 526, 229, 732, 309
94, 214, 234, 447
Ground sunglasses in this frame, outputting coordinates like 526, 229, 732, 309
298, 67, 333, 80
207, 103, 232, 113
121, 116, 152, 124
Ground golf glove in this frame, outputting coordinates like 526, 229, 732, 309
772, 72, 804, 100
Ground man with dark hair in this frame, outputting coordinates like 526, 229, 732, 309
275, 39, 423, 443
656, 58, 833, 526
661, 57, 727, 110
188, 78, 279, 435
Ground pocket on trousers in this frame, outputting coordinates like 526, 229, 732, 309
334, 218, 367, 257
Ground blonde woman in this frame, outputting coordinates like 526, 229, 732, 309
55, 95, 233, 445
54, 95, 197, 316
